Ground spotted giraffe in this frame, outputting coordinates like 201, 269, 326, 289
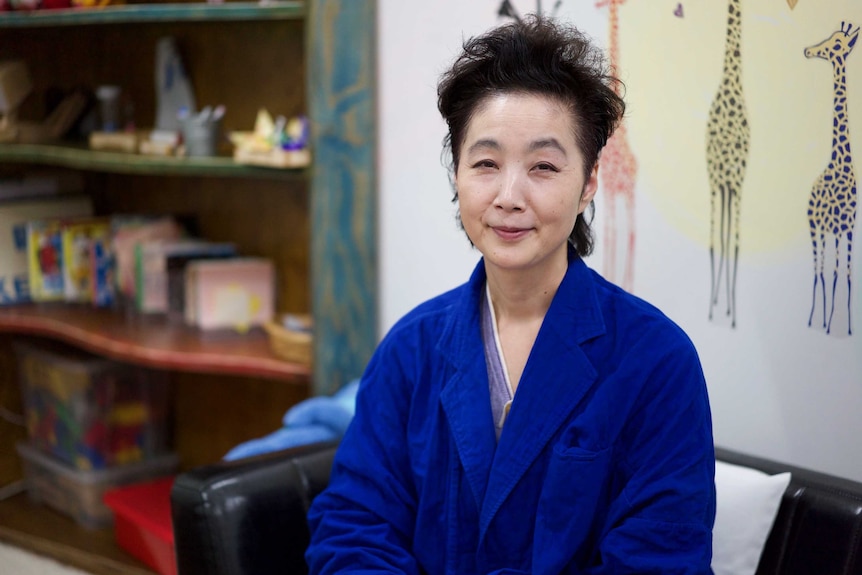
596, 0, 638, 292
805, 22, 859, 336
706, 0, 749, 329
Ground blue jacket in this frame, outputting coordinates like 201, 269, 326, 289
307, 255, 715, 574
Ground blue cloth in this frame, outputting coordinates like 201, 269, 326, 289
306, 253, 716, 574
223, 379, 359, 461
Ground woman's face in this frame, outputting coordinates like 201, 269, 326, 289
455, 92, 597, 278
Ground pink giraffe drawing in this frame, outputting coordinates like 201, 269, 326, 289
596, 0, 638, 292
805, 22, 858, 336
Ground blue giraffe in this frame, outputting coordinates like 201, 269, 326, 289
805, 22, 859, 336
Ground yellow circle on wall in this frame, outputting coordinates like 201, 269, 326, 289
619, 0, 861, 255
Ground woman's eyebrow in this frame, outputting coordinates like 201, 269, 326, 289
467, 138, 501, 154
528, 138, 567, 155
466, 137, 568, 156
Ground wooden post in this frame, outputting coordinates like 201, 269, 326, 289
308, 0, 377, 395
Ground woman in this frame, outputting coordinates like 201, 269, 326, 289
306, 15, 715, 574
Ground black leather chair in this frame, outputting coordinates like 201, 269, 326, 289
715, 447, 862, 575
170, 441, 337, 575
171, 444, 862, 575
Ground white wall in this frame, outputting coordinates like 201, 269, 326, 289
378, 0, 862, 480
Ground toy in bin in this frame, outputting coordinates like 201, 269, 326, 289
16, 442, 179, 529
104, 477, 177, 575
16, 342, 171, 471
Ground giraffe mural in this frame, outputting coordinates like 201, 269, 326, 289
497, 0, 562, 22
596, 0, 638, 292
706, 0, 749, 329
804, 22, 859, 336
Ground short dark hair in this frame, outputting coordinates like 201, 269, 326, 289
437, 15, 625, 256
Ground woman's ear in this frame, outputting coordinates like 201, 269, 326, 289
578, 162, 599, 214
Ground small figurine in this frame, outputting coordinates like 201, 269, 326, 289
230, 109, 312, 168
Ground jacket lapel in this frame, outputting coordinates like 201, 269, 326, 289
479, 256, 606, 540
439, 262, 498, 511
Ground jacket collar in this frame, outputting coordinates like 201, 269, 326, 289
439, 247, 607, 537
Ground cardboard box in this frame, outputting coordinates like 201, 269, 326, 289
0, 195, 92, 304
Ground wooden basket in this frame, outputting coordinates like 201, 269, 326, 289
264, 314, 313, 367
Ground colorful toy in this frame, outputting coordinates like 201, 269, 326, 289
17, 343, 170, 471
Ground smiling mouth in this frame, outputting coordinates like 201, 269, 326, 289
492, 226, 531, 240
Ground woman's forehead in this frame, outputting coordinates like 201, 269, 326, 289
464, 93, 580, 146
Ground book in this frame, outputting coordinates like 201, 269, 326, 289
61, 218, 110, 303
184, 258, 275, 332
0, 195, 91, 304
27, 218, 67, 302
90, 235, 115, 308
109, 215, 185, 308
0, 170, 83, 201
134, 239, 237, 315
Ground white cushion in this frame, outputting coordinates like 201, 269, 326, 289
711, 460, 792, 575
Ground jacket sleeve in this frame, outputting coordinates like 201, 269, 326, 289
306, 332, 422, 575
585, 328, 716, 574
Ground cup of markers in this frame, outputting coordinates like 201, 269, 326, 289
179, 105, 225, 157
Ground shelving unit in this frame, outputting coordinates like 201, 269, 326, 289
0, 1, 376, 572
0, 304, 310, 380
0, 0, 305, 26
0, 141, 310, 179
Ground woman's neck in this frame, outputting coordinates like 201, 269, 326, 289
484, 250, 568, 391
485, 253, 568, 323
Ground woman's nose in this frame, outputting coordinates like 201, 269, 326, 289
494, 170, 526, 211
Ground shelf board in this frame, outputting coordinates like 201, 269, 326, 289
0, 1, 305, 28
0, 492, 155, 575
0, 304, 310, 381
0, 142, 309, 180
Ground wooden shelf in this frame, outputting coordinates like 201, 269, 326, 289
0, 492, 155, 575
0, 304, 310, 382
0, 143, 310, 180
0, 1, 305, 28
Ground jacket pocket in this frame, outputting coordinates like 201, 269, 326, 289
552, 444, 609, 462
534, 447, 613, 572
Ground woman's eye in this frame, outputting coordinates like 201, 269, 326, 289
534, 163, 558, 172
472, 160, 496, 169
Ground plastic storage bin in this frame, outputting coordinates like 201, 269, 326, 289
16, 441, 179, 529
15, 341, 171, 470
104, 477, 176, 575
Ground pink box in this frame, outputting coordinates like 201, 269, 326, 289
184, 257, 275, 332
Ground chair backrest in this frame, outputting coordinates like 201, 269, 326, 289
170, 443, 337, 575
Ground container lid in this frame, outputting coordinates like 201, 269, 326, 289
16, 442, 179, 485
13, 340, 119, 373
103, 476, 175, 544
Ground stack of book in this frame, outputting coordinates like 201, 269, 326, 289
2, 192, 277, 333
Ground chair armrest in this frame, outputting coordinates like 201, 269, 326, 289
716, 446, 862, 575
170, 441, 338, 575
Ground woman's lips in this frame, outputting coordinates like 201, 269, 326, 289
492, 226, 531, 241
